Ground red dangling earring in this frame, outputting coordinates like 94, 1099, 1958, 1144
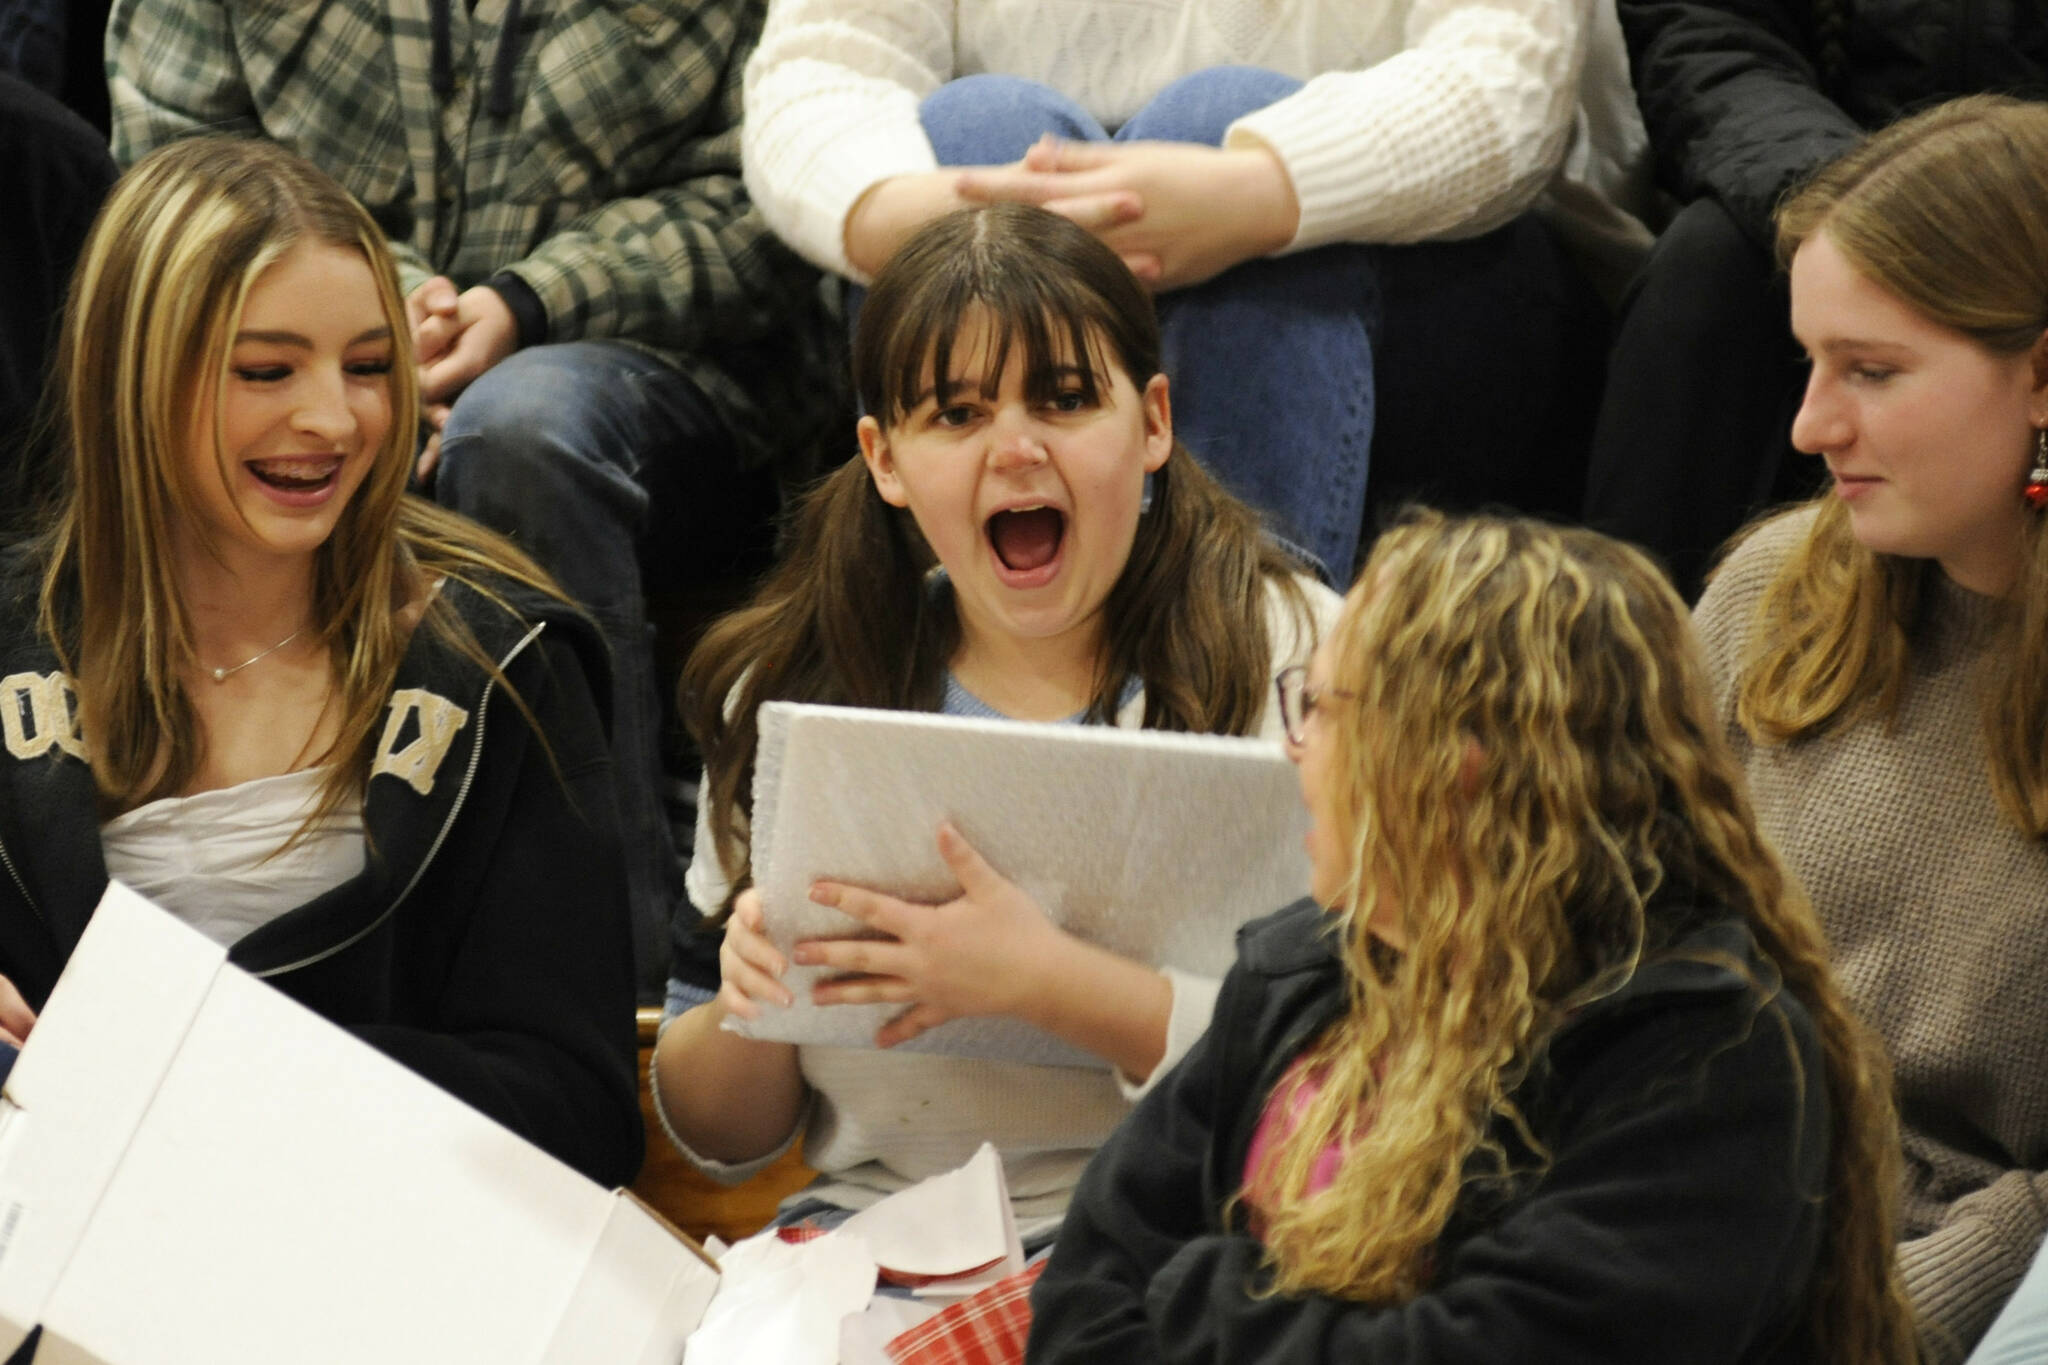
2028, 428, 2048, 511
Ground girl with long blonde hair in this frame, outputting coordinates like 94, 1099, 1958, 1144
0, 135, 641, 1185
1697, 94, 2048, 1362
1031, 513, 1916, 1363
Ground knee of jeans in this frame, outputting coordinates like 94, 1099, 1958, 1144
919, 73, 1102, 164
1119, 66, 1301, 146
436, 346, 637, 511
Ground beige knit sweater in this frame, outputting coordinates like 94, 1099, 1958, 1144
1694, 506, 2048, 1364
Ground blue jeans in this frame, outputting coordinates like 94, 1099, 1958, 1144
436, 341, 766, 998
921, 67, 1373, 581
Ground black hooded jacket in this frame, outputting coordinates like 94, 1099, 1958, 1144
0, 568, 641, 1186
1030, 896, 1833, 1363
1624, 0, 2048, 247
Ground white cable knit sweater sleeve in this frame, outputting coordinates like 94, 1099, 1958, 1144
742, 0, 954, 278
1228, 0, 1588, 250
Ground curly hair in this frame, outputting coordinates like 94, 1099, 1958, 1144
1250, 513, 1915, 1364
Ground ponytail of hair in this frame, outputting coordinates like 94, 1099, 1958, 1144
683, 460, 954, 903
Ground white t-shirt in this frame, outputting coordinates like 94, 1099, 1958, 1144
101, 767, 366, 948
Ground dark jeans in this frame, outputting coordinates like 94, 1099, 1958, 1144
1583, 196, 1822, 598
435, 340, 774, 998
1360, 212, 1605, 547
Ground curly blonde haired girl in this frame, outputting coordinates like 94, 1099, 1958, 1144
1032, 512, 1915, 1364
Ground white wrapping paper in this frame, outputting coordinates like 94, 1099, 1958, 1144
729, 702, 1311, 1065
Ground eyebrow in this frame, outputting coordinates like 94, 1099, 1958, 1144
1804, 337, 1914, 356
906, 363, 1098, 409
234, 325, 393, 348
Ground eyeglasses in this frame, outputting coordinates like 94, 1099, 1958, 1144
1274, 665, 1354, 747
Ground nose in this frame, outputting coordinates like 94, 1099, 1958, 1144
986, 404, 1048, 471
291, 367, 359, 445
1789, 368, 1849, 456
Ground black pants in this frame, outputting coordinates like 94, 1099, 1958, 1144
0, 75, 114, 535
1363, 214, 1611, 555
1582, 197, 1823, 599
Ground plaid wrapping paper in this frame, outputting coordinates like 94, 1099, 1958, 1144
107, 0, 840, 467
884, 1260, 1049, 1365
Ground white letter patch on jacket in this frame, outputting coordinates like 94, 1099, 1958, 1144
371, 688, 471, 796
0, 671, 84, 762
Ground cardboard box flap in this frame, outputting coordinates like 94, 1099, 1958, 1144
540, 1193, 719, 1364
1, 882, 715, 1365
0, 882, 225, 1354
37, 964, 611, 1363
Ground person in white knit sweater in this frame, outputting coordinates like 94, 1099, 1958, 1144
741, 0, 1653, 579
651, 205, 1339, 1236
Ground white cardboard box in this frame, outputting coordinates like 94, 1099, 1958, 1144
0, 883, 717, 1364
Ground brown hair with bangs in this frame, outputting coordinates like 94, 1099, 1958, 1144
684, 203, 1315, 907
857, 203, 1152, 429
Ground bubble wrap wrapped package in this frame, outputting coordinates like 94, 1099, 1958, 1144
726, 701, 1312, 1066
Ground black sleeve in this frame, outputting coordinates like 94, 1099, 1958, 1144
1029, 967, 1247, 1363
1621, 0, 1862, 246
1035, 992, 1828, 1364
355, 634, 642, 1187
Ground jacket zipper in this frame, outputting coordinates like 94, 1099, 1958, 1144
252, 621, 546, 979
0, 835, 41, 929
1213, 970, 1348, 1213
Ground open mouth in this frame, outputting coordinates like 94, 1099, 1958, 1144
248, 456, 343, 494
986, 505, 1065, 575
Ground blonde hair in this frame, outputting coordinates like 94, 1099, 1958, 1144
1738, 94, 2048, 835
1252, 513, 1915, 1364
39, 135, 564, 823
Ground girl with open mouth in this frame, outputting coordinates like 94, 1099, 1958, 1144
0, 135, 643, 1196
653, 202, 1341, 1241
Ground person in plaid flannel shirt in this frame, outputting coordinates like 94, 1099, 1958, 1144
106, 0, 841, 996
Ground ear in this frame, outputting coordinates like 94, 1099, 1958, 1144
1141, 373, 1172, 474
857, 415, 909, 509
2029, 329, 2048, 428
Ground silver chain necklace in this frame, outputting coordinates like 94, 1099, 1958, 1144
208, 628, 305, 683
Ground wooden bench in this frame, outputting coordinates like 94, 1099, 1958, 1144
628, 1007, 815, 1245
